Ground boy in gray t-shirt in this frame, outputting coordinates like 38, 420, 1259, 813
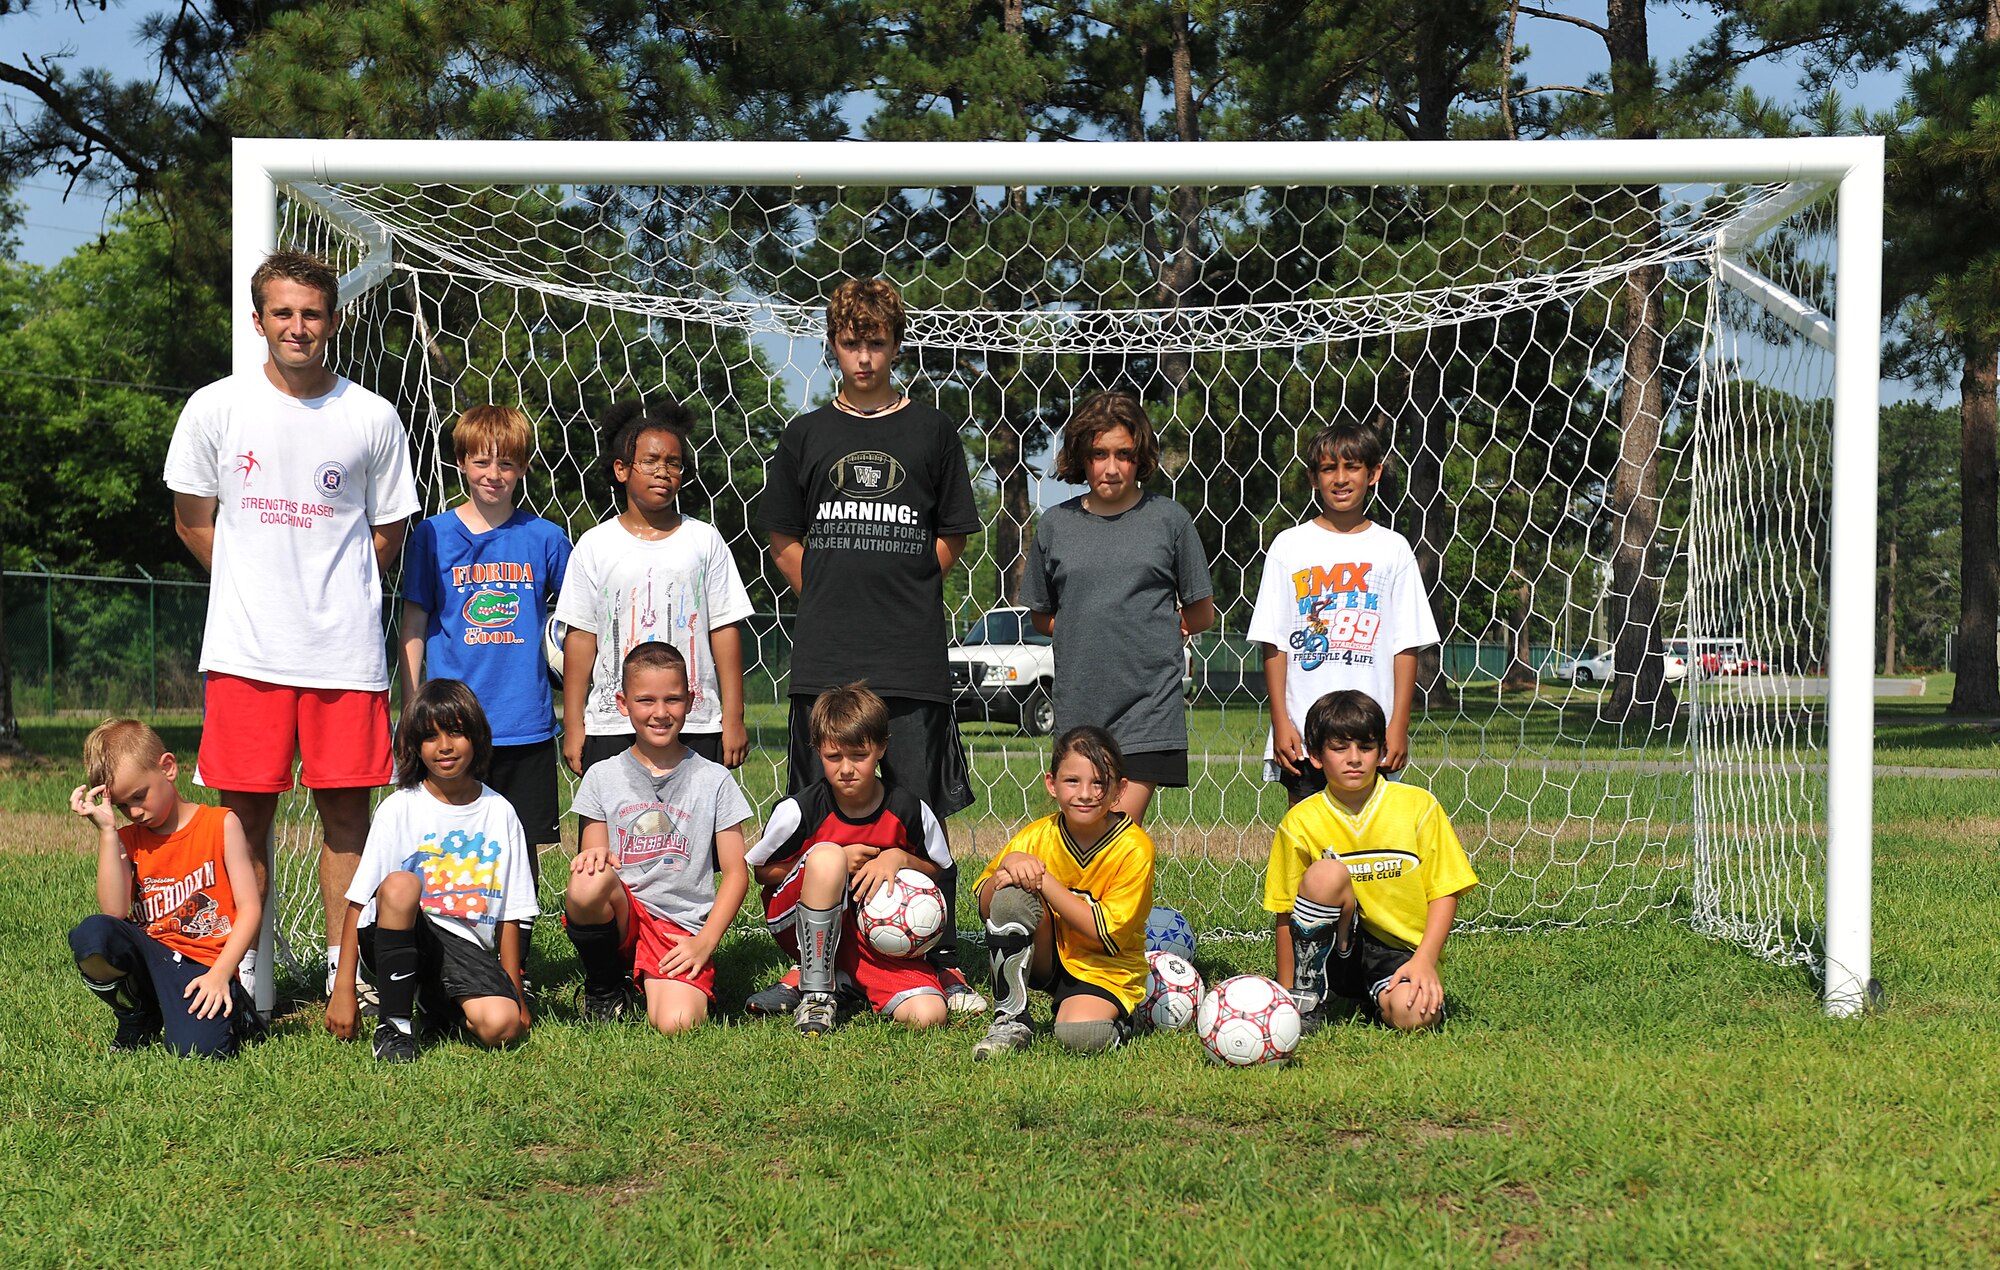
564, 643, 752, 1034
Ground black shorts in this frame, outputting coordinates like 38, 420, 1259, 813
1273, 762, 1403, 802
487, 738, 560, 854
1031, 951, 1129, 1022
360, 914, 520, 1024
1120, 748, 1188, 788
680, 731, 724, 764
1326, 924, 1419, 1023
786, 694, 974, 817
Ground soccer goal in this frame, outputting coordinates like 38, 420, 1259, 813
233, 136, 1882, 1017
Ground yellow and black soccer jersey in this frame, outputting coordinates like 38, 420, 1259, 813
976, 812, 1155, 1011
1262, 779, 1478, 952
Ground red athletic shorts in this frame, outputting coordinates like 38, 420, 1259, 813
197, 672, 393, 793
763, 857, 945, 1015
619, 882, 718, 1000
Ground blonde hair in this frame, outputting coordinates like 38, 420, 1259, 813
83, 719, 167, 789
452, 405, 535, 467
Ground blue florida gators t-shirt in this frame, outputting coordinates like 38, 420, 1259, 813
404, 508, 572, 745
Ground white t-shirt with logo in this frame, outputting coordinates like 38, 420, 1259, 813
164, 372, 420, 691
346, 784, 541, 952
554, 517, 754, 737
1246, 520, 1440, 760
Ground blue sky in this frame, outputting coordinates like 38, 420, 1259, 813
7, 2, 1907, 267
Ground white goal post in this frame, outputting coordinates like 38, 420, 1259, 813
231, 135, 1882, 1018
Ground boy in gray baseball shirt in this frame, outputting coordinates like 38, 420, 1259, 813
564, 643, 752, 1034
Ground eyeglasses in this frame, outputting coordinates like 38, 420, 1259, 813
627, 456, 686, 475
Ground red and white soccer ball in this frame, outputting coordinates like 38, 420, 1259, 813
1196, 974, 1302, 1067
857, 868, 947, 958
1140, 950, 1204, 1032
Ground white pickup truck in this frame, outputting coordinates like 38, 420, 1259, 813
947, 606, 1057, 735
947, 605, 1198, 735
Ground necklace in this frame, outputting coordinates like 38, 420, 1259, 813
835, 392, 905, 417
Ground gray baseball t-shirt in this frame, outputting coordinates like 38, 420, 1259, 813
1022, 490, 1212, 753
571, 748, 754, 930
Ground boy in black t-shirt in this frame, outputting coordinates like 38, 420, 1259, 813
755, 276, 986, 1014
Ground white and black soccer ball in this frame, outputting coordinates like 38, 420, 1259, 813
856, 868, 946, 958
1146, 905, 1198, 960
1140, 949, 1204, 1032
542, 616, 569, 682
1196, 974, 1302, 1067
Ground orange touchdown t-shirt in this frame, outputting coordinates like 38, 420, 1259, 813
121, 804, 240, 966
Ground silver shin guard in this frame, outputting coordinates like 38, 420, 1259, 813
796, 901, 842, 995
984, 885, 1041, 1024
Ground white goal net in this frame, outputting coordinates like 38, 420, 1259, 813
243, 140, 1879, 1011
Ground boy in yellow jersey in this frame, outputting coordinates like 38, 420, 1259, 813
972, 726, 1154, 1058
1263, 690, 1477, 1032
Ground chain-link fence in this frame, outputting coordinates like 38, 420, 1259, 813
4, 569, 212, 715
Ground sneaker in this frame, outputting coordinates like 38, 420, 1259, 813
795, 992, 837, 1038
745, 978, 803, 1018
581, 981, 633, 1024
971, 1016, 1035, 1061
371, 1022, 419, 1063
938, 965, 988, 1015
110, 1010, 162, 1053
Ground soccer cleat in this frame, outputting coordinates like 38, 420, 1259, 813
937, 965, 988, 1015
745, 973, 803, 1018
371, 1022, 419, 1063
971, 1016, 1035, 1061
581, 982, 633, 1024
109, 1010, 162, 1053
795, 992, 837, 1038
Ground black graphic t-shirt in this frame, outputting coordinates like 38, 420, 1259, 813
758, 402, 979, 700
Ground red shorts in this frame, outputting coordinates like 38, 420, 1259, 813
197, 672, 393, 793
619, 883, 718, 1000
763, 858, 944, 1015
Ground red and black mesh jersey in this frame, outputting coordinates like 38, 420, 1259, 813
746, 779, 953, 871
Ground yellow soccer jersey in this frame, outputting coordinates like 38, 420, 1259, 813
1262, 780, 1478, 952
977, 812, 1156, 1011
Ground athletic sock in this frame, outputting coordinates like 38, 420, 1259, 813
374, 925, 420, 1025
984, 885, 1041, 1025
566, 918, 626, 993
1289, 896, 1343, 1012
795, 902, 842, 996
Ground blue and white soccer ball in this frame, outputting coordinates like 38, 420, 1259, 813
1146, 906, 1197, 960
543, 616, 568, 682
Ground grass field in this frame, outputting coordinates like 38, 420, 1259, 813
5, 700, 1998, 1266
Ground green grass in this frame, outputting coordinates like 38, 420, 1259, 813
5, 710, 2000, 1265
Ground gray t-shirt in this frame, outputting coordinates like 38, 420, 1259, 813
1022, 491, 1213, 753
571, 748, 754, 930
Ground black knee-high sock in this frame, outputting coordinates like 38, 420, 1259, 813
567, 918, 625, 992
929, 862, 962, 968
375, 925, 419, 1027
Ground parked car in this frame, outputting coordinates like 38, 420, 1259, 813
1551, 644, 1687, 686
946, 606, 1197, 735
947, 607, 1056, 735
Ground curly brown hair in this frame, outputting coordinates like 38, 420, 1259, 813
1048, 725, 1126, 787
826, 277, 906, 347
1053, 391, 1159, 485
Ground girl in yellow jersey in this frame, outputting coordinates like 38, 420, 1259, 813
971, 727, 1155, 1058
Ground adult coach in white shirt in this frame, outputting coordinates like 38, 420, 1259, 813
165, 250, 420, 994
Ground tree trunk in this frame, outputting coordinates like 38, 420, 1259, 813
1502, 572, 1537, 688
1951, 333, 2000, 712
1599, 0, 1676, 725
1883, 537, 1898, 676
1601, 250, 1677, 725
989, 406, 1032, 605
